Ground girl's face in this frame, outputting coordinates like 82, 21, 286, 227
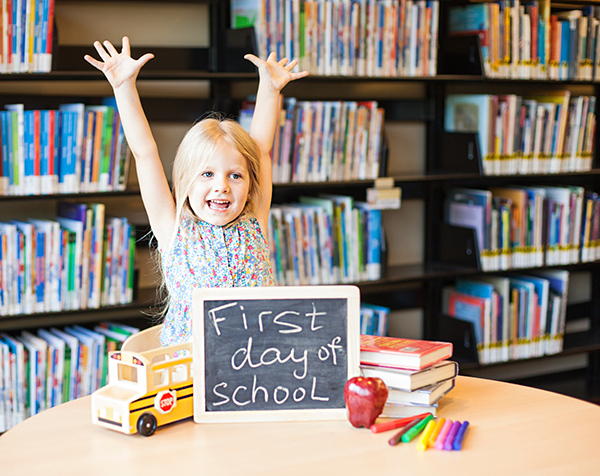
188, 142, 251, 226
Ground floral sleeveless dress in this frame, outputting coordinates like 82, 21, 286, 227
160, 215, 274, 346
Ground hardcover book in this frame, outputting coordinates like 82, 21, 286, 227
360, 335, 453, 370
361, 360, 459, 392
381, 401, 438, 419
386, 378, 455, 406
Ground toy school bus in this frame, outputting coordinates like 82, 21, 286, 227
91, 325, 193, 436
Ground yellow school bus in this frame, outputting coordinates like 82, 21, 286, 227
91, 325, 193, 436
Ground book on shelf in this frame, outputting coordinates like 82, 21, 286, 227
360, 334, 452, 371
267, 98, 385, 184
444, 187, 492, 271
360, 303, 390, 337
354, 202, 383, 282
268, 194, 383, 287
443, 286, 487, 364
0, 101, 131, 196
37, 328, 66, 410
446, 2, 600, 82
475, 275, 510, 363
454, 279, 498, 365
444, 270, 569, 364
361, 360, 459, 392
528, 269, 569, 355
0, 333, 25, 427
444, 94, 494, 175
444, 182, 599, 272
0, 0, 55, 73
0, 203, 133, 317
0, 321, 139, 432
448, 2, 492, 77
443, 92, 595, 177
541, 185, 585, 266
581, 191, 600, 263
233, 0, 439, 77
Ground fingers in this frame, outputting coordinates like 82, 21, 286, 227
103, 40, 119, 57
291, 70, 309, 80
93, 40, 110, 62
137, 53, 155, 68
244, 53, 262, 68
83, 54, 103, 71
245, 52, 309, 80
121, 36, 131, 56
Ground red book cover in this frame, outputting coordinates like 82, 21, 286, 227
360, 335, 453, 370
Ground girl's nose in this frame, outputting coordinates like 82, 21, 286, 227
213, 178, 229, 193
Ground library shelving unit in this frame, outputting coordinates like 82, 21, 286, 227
2, 0, 600, 405
417, 0, 600, 402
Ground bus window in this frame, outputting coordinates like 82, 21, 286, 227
154, 368, 169, 387
152, 354, 169, 364
118, 363, 138, 383
172, 364, 188, 383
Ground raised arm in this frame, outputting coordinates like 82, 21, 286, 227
244, 53, 308, 233
84, 37, 176, 249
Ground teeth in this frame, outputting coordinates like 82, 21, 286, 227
209, 200, 230, 210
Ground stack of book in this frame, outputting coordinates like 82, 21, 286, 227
360, 335, 458, 418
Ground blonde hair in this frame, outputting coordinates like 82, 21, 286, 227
153, 115, 262, 325
171, 115, 262, 237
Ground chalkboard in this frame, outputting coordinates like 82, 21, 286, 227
193, 286, 360, 423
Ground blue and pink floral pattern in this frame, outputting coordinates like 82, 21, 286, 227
160, 215, 274, 346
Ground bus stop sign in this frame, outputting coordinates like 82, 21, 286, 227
155, 390, 177, 414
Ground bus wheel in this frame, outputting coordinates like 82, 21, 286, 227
137, 413, 157, 437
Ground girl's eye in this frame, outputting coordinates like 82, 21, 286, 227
201, 171, 213, 178
230, 173, 242, 180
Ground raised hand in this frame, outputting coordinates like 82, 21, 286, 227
84, 36, 154, 90
244, 52, 309, 92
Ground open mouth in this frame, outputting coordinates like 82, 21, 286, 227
208, 199, 231, 210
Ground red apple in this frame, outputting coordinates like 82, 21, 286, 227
343, 376, 388, 428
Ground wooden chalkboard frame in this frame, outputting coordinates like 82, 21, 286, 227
193, 286, 361, 423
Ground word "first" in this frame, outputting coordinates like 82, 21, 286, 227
208, 302, 328, 337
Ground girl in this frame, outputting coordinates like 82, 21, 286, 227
85, 37, 308, 346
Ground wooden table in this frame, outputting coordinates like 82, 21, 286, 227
2, 376, 600, 475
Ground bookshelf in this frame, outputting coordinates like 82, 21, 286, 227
424, 0, 600, 402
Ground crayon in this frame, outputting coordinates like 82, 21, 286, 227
401, 414, 434, 443
452, 421, 470, 450
428, 417, 446, 448
443, 420, 462, 451
417, 419, 437, 451
434, 420, 453, 450
371, 413, 433, 434
388, 417, 422, 446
